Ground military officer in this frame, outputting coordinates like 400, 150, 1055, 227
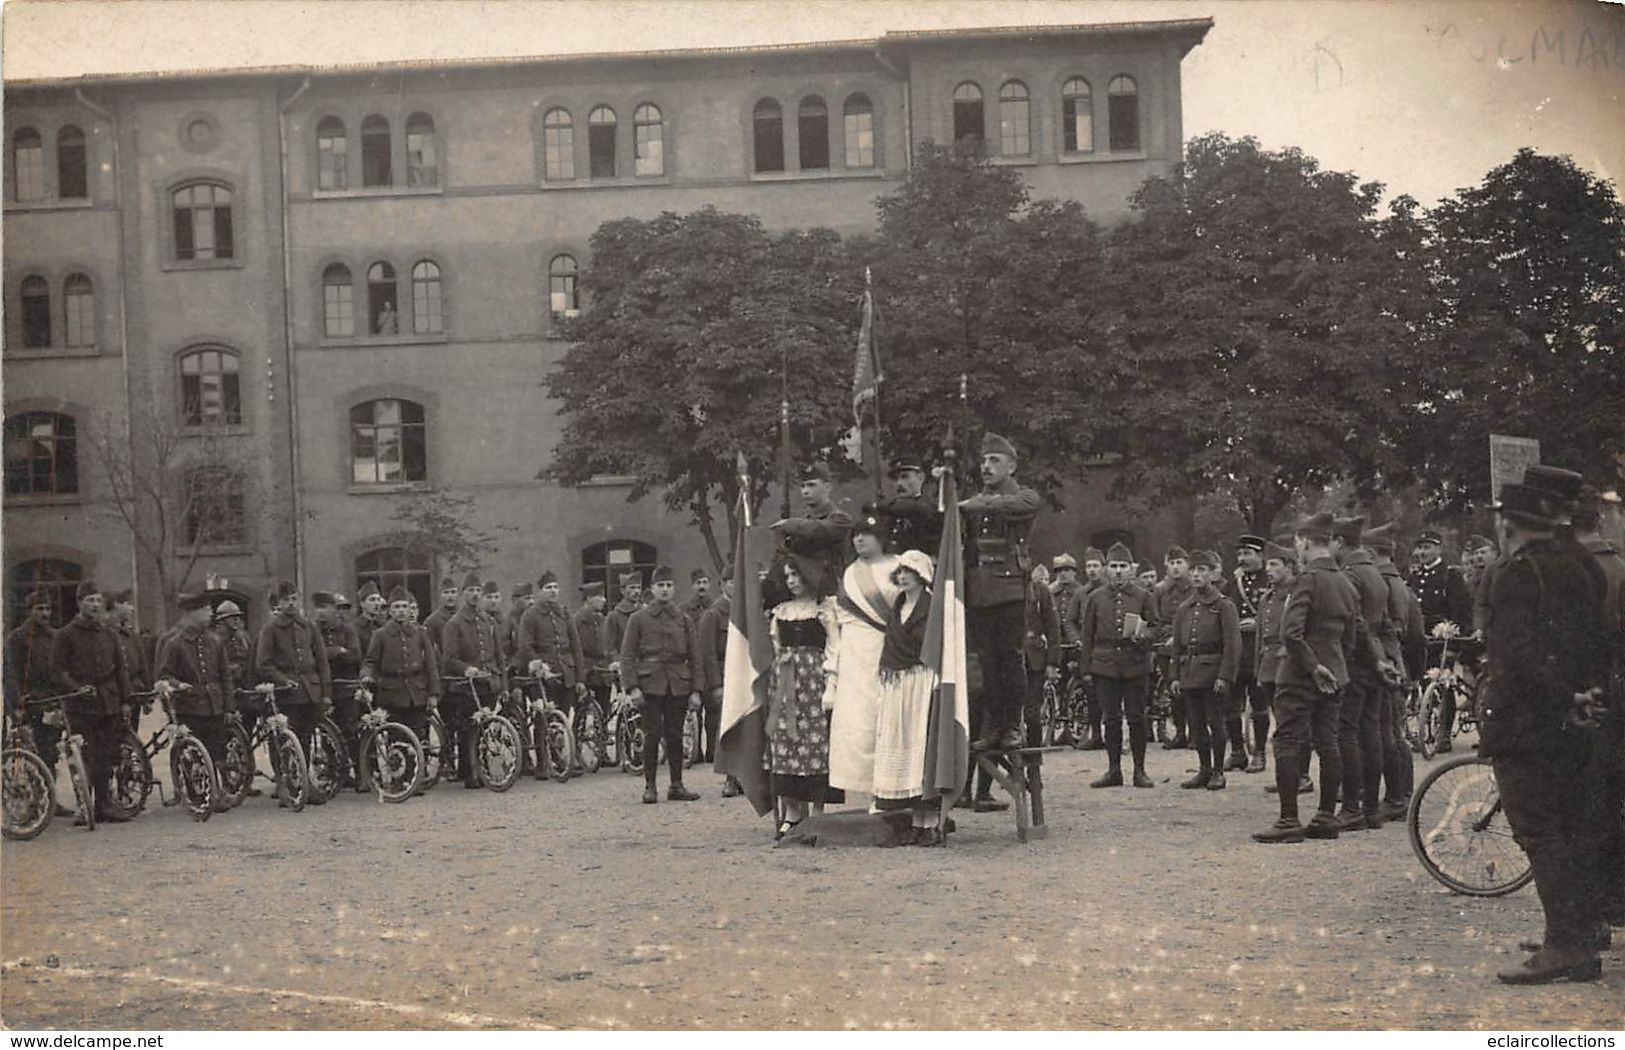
108, 589, 150, 733
1171, 551, 1242, 790
361, 586, 440, 744
422, 576, 461, 641
1331, 516, 1403, 830
155, 592, 236, 807
1366, 523, 1420, 819
873, 459, 943, 554
574, 581, 611, 710
679, 569, 714, 625
770, 461, 855, 605
1078, 542, 1159, 788
519, 570, 587, 775
1229, 536, 1271, 772
5, 591, 63, 795
1154, 547, 1196, 749
441, 574, 506, 788
961, 433, 1042, 752
51, 581, 131, 821
1572, 486, 1625, 932
1253, 513, 1357, 843
254, 580, 333, 799
619, 564, 703, 804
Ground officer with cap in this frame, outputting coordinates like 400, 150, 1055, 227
960, 433, 1043, 752
770, 461, 855, 605
874, 458, 943, 555
156, 591, 237, 809
1230, 536, 1271, 772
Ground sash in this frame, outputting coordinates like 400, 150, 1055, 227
836, 561, 892, 633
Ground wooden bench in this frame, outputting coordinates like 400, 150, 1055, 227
942, 745, 1069, 843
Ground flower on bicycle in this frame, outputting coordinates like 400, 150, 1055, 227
1431, 620, 1460, 640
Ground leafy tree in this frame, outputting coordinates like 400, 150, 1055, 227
1100, 133, 1426, 534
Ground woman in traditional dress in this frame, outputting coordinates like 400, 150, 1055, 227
873, 550, 942, 844
766, 562, 838, 839
827, 516, 901, 797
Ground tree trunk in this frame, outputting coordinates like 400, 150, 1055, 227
691, 488, 726, 573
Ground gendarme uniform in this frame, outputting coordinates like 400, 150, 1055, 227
1228, 536, 1271, 770
873, 459, 943, 555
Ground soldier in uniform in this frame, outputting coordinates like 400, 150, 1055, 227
1137, 565, 1159, 590
961, 433, 1042, 752
1255, 542, 1302, 790
1366, 523, 1421, 819
1253, 513, 1357, 843
873, 459, 942, 555
1573, 486, 1625, 932
353, 582, 387, 654
1408, 528, 1474, 750
1154, 547, 1196, 749
619, 564, 703, 804
769, 461, 855, 606
312, 591, 363, 785
108, 589, 150, 733
1331, 517, 1403, 830
441, 574, 507, 788
519, 570, 587, 775
575, 582, 611, 712
51, 581, 131, 821
603, 573, 642, 663
1020, 564, 1061, 750
679, 569, 714, 626
1480, 482, 1610, 983
361, 586, 441, 746
697, 563, 738, 793
155, 591, 236, 809
1229, 536, 1271, 773
1081, 547, 1106, 595
1049, 554, 1084, 746
254, 580, 333, 800
1062, 549, 1109, 750
1171, 551, 1242, 790
501, 582, 534, 678
1079, 542, 1159, 788
422, 576, 461, 642
5, 591, 63, 796
1463, 534, 1499, 636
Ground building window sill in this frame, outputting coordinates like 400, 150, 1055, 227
747, 169, 889, 183
4, 198, 95, 214
174, 543, 255, 557
3, 345, 103, 360
539, 175, 673, 191
319, 332, 449, 349
989, 156, 1038, 168
5, 493, 84, 507
311, 185, 444, 200
1058, 151, 1147, 165
160, 257, 245, 273
347, 481, 430, 496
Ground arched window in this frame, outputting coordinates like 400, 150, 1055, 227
9, 558, 84, 628
182, 467, 246, 546
171, 181, 233, 261
350, 398, 427, 484
178, 347, 242, 426
543, 108, 574, 180
12, 128, 44, 201
361, 114, 392, 187
581, 539, 658, 606
323, 263, 355, 337
4, 411, 77, 496
843, 94, 875, 169
411, 260, 443, 334
753, 99, 785, 173
549, 254, 579, 319
62, 273, 95, 349
588, 106, 617, 178
56, 125, 87, 199
998, 81, 1030, 156
952, 82, 984, 143
316, 116, 348, 190
633, 103, 663, 177
405, 112, 438, 187
798, 96, 829, 171
367, 262, 398, 335
20, 276, 51, 348
1108, 76, 1140, 152
1062, 78, 1093, 154
355, 546, 433, 613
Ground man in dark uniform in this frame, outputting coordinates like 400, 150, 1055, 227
678, 570, 713, 626
1366, 523, 1421, 819
1408, 528, 1474, 749
1332, 516, 1403, 830
441, 574, 506, 788
5, 592, 63, 799
1062, 549, 1109, 750
1481, 481, 1610, 983
1021, 565, 1061, 750
519, 569, 587, 776
312, 590, 363, 784
1081, 547, 1106, 595
361, 586, 440, 745
770, 461, 855, 605
603, 573, 641, 664
1080, 542, 1160, 788
1049, 554, 1084, 747
620, 564, 703, 804
1172, 550, 1242, 790
1155, 547, 1195, 749
1255, 542, 1299, 789
107, 589, 150, 733
254, 580, 332, 801
873, 459, 942, 555
575, 581, 611, 710
422, 576, 461, 642
696, 563, 737, 792
501, 582, 533, 677
155, 592, 236, 809
1253, 513, 1357, 844
353, 582, 387, 654
961, 433, 1042, 752
51, 581, 131, 822
1229, 536, 1271, 772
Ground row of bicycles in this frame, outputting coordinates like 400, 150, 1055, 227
2, 668, 704, 840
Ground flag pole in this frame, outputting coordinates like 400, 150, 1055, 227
779, 345, 792, 520
868, 267, 884, 499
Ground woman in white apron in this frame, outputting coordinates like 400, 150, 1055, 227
826, 517, 900, 796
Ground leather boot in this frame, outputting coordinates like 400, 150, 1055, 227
1497, 947, 1601, 985
1180, 769, 1211, 789
1132, 766, 1154, 788
1252, 818, 1306, 844
1082, 725, 1105, 751
1246, 746, 1267, 774
1090, 765, 1123, 789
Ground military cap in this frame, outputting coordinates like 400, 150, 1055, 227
1051, 553, 1079, 571
1361, 522, 1397, 553
311, 591, 336, 607
512, 581, 533, 598
177, 591, 213, 612
618, 571, 642, 588
334, 593, 352, 608
651, 564, 675, 584
980, 433, 1018, 460
1464, 534, 1497, 553
1106, 542, 1134, 564
110, 588, 135, 605
798, 461, 832, 483
1263, 541, 1295, 563
1235, 534, 1266, 553
1293, 512, 1336, 542
270, 579, 297, 602
356, 581, 381, 600
1493, 482, 1557, 528
482, 581, 501, 596
690, 568, 710, 583
537, 569, 559, 588
439, 576, 456, 590
886, 459, 925, 478
75, 580, 100, 600
1414, 529, 1443, 546
1083, 547, 1105, 564
1188, 549, 1221, 570
23, 590, 50, 609
1332, 516, 1366, 544
578, 581, 604, 598
1164, 546, 1189, 563
1522, 465, 1585, 507
213, 599, 243, 620
388, 586, 412, 604
461, 572, 481, 590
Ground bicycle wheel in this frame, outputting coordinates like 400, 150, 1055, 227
169, 734, 217, 822
1408, 753, 1532, 897
2, 747, 55, 841
576, 701, 605, 774
472, 715, 522, 792
546, 710, 575, 782
421, 713, 446, 791
217, 721, 253, 809
105, 729, 153, 820
1418, 683, 1443, 759
65, 743, 95, 831
364, 722, 424, 803
620, 707, 645, 775
271, 727, 309, 812
306, 717, 345, 805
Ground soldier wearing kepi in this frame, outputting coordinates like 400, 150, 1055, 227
1171, 551, 1241, 790
873, 458, 943, 555
1253, 513, 1357, 844
361, 586, 441, 746
1408, 528, 1474, 750
155, 592, 236, 809
1079, 542, 1160, 788
51, 581, 131, 822
1229, 536, 1271, 773
619, 564, 703, 804
960, 433, 1042, 752
1331, 516, 1404, 831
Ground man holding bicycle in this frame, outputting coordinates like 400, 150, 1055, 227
362, 586, 441, 743
254, 580, 333, 794
441, 575, 506, 788
50, 581, 132, 823
5, 590, 73, 818
155, 592, 237, 808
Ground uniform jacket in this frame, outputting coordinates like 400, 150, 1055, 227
1050, 580, 1083, 646
1153, 577, 1195, 644
518, 599, 584, 686
1077, 582, 1158, 679
214, 624, 254, 691
1171, 589, 1242, 689
1338, 548, 1390, 678
112, 623, 151, 693
316, 617, 363, 680
1376, 559, 1418, 671
440, 606, 507, 694
1255, 583, 1291, 685
678, 592, 713, 626
574, 606, 609, 686
1278, 556, 1359, 690
1581, 536, 1625, 640
362, 619, 440, 709
1231, 567, 1270, 682
499, 607, 527, 671
422, 604, 458, 644
603, 598, 639, 663
619, 598, 701, 697
51, 614, 130, 718
774, 500, 855, 601
1024, 580, 1061, 672
1478, 537, 1609, 758
156, 625, 235, 717
355, 613, 386, 658
873, 493, 943, 555
696, 595, 731, 694
5, 620, 56, 707
255, 614, 331, 706
1407, 558, 1473, 632
960, 477, 1041, 608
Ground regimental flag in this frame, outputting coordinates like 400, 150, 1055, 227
921, 460, 970, 804
714, 501, 777, 817
851, 269, 881, 425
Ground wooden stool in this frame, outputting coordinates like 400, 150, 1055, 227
963, 745, 1067, 842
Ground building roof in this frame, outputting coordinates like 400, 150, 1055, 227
5, 18, 1214, 90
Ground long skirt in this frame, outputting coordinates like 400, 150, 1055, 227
872, 666, 936, 802
828, 616, 888, 792
766, 646, 830, 802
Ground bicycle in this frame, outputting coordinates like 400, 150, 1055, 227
1407, 752, 1532, 896
2, 717, 56, 841
573, 677, 611, 774
513, 670, 577, 782
1038, 678, 1064, 747
21, 691, 98, 831
104, 683, 218, 821
605, 682, 645, 775
225, 684, 311, 812
350, 683, 426, 803
444, 673, 523, 792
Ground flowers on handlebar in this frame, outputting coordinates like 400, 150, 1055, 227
1431, 621, 1460, 640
